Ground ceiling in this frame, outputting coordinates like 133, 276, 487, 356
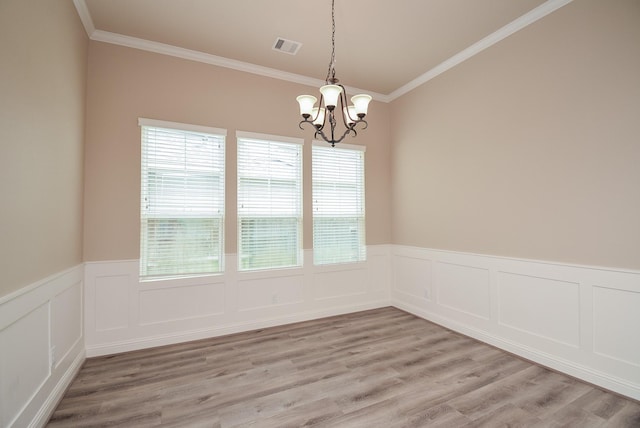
75, 0, 568, 101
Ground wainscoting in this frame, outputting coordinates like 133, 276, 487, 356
0, 265, 85, 428
391, 245, 640, 401
5, 245, 639, 427
83, 246, 391, 357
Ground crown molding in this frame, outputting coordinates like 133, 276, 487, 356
72, 0, 95, 36
387, 0, 574, 101
88, 29, 390, 103
74, 0, 571, 104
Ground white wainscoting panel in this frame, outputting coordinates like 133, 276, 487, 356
51, 282, 83, 370
238, 274, 304, 311
498, 272, 580, 348
391, 245, 640, 401
313, 265, 367, 300
593, 285, 640, 368
94, 274, 130, 332
436, 261, 490, 320
368, 249, 391, 293
6, 244, 638, 425
140, 281, 226, 325
0, 265, 84, 428
393, 251, 433, 300
84, 246, 391, 357
0, 303, 50, 427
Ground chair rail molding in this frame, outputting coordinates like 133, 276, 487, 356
83, 246, 392, 357
5, 241, 638, 427
0, 264, 85, 428
390, 245, 640, 401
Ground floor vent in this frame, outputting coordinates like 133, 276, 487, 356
272, 37, 302, 55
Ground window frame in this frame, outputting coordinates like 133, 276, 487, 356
236, 131, 304, 272
312, 141, 366, 265
139, 118, 226, 280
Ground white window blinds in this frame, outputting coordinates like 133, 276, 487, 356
139, 119, 225, 279
237, 132, 303, 271
312, 143, 366, 265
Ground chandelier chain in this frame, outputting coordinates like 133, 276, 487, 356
326, 0, 336, 82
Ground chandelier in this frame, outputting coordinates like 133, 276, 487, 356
296, 0, 372, 147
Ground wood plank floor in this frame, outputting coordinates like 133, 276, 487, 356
48, 307, 640, 427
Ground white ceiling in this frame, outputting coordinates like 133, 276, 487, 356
75, 0, 571, 101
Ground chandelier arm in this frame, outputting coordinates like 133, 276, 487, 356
298, 119, 311, 131
337, 86, 347, 125
341, 86, 361, 125
314, 94, 325, 130
299, 116, 367, 135
355, 118, 368, 130
337, 85, 360, 127
345, 109, 359, 125
298, 119, 325, 133
316, 124, 356, 147
332, 127, 356, 145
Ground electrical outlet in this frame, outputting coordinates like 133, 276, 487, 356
424, 289, 430, 300
272, 294, 279, 304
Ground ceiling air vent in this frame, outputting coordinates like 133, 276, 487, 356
272, 37, 302, 55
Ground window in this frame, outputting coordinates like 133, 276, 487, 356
312, 143, 366, 264
237, 132, 303, 271
139, 118, 225, 279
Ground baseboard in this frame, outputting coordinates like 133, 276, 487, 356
394, 300, 640, 401
5, 244, 638, 425
29, 347, 86, 428
86, 299, 389, 357
84, 247, 392, 357
391, 245, 640, 401
0, 264, 85, 428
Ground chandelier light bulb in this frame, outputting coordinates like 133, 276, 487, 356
344, 106, 357, 126
312, 107, 326, 127
296, 95, 317, 118
351, 94, 372, 117
319, 85, 343, 110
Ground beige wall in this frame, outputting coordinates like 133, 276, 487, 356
83, 42, 391, 261
391, 0, 640, 270
0, 0, 87, 297
7, 0, 634, 283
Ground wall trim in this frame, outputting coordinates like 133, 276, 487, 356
85, 300, 388, 357
395, 245, 640, 276
388, 0, 574, 100
0, 264, 85, 428
29, 349, 86, 428
6, 242, 638, 426
71, 0, 573, 102
390, 245, 640, 401
84, 246, 392, 357
88, 29, 389, 103
394, 300, 640, 401
0, 264, 84, 309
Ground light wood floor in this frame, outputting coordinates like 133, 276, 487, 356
48, 307, 640, 427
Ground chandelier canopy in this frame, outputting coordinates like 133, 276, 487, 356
296, 0, 372, 147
